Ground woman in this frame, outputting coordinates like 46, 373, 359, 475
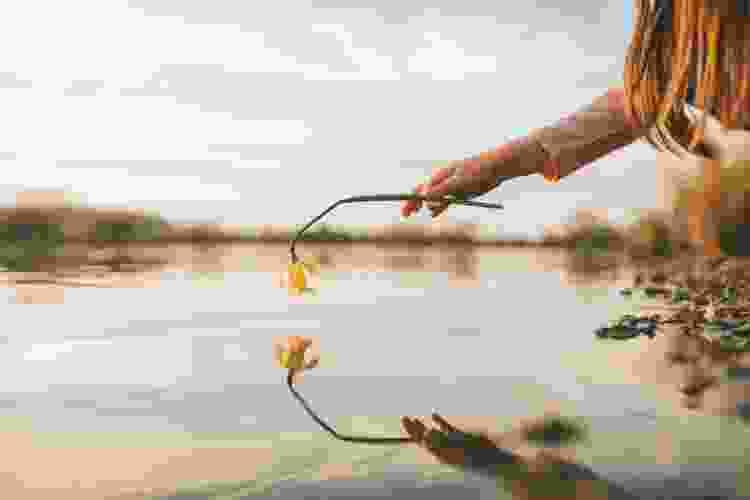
401, 0, 750, 255
401, 0, 750, 496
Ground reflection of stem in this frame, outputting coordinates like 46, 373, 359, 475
289, 194, 504, 262
286, 369, 413, 444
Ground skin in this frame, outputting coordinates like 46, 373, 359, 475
400, 138, 545, 219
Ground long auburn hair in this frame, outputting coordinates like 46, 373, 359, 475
623, 0, 750, 157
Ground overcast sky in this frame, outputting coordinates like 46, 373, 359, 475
1, 0, 662, 239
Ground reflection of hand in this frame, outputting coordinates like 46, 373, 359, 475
401, 413, 518, 475
402, 413, 622, 500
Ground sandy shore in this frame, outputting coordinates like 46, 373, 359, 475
0, 435, 278, 499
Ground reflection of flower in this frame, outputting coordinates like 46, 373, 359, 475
276, 335, 411, 444
274, 335, 319, 372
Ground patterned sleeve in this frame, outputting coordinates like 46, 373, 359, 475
527, 89, 646, 183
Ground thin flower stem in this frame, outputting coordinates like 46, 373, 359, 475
286, 370, 413, 444
289, 194, 504, 262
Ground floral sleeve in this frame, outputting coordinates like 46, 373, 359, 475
527, 89, 646, 183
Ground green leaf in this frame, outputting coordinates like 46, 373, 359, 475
720, 287, 738, 305
671, 288, 690, 303
643, 287, 665, 298
608, 326, 639, 339
733, 321, 750, 336
702, 322, 726, 340
719, 336, 749, 352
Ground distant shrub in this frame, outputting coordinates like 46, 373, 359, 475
297, 223, 354, 242
0, 221, 66, 271
580, 224, 622, 252
626, 215, 675, 259
93, 215, 164, 243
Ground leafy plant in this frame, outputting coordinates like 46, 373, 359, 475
93, 216, 164, 243
626, 214, 675, 258
0, 221, 66, 271
523, 416, 588, 446
671, 287, 691, 303
296, 223, 354, 242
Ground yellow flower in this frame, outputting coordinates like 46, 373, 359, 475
300, 256, 320, 275
274, 335, 319, 372
284, 258, 321, 296
287, 261, 308, 295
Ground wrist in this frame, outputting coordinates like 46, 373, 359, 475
477, 137, 548, 182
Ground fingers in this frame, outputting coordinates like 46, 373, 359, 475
400, 184, 425, 218
402, 415, 456, 446
423, 170, 457, 218
401, 165, 456, 219
432, 412, 458, 433
401, 416, 428, 442
428, 165, 455, 187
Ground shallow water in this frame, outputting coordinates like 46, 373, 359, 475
0, 243, 748, 499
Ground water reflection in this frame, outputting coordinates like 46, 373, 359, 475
1, 242, 749, 496
563, 250, 625, 286
663, 328, 750, 419
4, 242, 747, 425
276, 242, 479, 281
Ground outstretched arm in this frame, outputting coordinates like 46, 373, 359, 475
402, 413, 638, 500
527, 88, 648, 182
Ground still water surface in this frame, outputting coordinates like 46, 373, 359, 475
0, 244, 748, 499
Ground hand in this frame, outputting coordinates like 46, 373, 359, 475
400, 138, 544, 219
402, 414, 614, 500
401, 413, 517, 473
400, 158, 509, 219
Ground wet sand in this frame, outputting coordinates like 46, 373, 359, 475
0, 435, 275, 499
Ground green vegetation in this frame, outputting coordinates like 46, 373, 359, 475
0, 221, 66, 271
523, 416, 588, 446
574, 223, 623, 256
718, 222, 750, 257
295, 223, 362, 242
702, 319, 750, 352
92, 214, 165, 243
624, 213, 679, 259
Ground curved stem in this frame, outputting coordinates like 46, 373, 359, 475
286, 370, 413, 444
289, 194, 504, 262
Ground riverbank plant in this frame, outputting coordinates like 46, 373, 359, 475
0, 221, 66, 271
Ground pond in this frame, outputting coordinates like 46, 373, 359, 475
0, 243, 748, 499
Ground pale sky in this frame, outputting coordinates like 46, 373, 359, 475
0, 0, 663, 239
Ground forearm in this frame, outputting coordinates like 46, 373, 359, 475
526, 88, 647, 182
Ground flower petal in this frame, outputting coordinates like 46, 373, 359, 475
279, 350, 292, 368
301, 258, 320, 275
287, 262, 307, 294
